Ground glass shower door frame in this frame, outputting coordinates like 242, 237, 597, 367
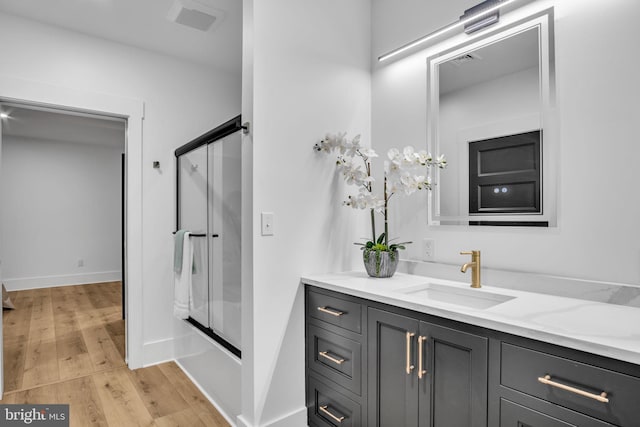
175, 115, 243, 359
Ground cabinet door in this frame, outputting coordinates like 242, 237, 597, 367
419, 322, 488, 427
368, 308, 420, 427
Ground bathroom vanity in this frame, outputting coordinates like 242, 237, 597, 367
302, 272, 640, 427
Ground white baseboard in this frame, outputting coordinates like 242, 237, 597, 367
236, 408, 307, 427
2, 271, 122, 291
236, 416, 251, 427
142, 338, 176, 367
261, 407, 307, 427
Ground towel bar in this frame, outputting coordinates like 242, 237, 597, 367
172, 231, 206, 237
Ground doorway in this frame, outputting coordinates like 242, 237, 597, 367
0, 79, 145, 397
0, 102, 127, 393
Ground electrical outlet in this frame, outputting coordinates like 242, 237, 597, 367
422, 238, 435, 261
77, 259, 84, 267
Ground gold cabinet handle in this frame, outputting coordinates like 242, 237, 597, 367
319, 351, 345, 365
417, 336, 427, 379
538, 375, 609, 403
317, 306, 344, 317
319, 405, 345, 423
406, 332, 415, 374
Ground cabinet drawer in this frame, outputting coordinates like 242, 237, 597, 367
308, 289, 362, 334
501, 343, 640, 426
307, 324, 362, 395
307, 375, 361, 427
500, 398, 614, 427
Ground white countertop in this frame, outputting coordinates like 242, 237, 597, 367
301, 271, 640, 366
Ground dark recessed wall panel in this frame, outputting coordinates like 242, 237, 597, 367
469, 130, 541, 214
478, 182, 538, 212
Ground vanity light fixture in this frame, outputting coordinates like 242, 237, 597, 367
378, 0, 522, 62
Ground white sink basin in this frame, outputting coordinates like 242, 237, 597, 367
397, 283, 515, 310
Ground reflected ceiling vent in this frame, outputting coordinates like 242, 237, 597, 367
449, 52, 483, 67
167, 0, 226, 32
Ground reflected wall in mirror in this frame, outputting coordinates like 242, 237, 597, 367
427, 10, 556, 226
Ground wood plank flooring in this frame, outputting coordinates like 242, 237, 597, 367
2, 282, 230, 427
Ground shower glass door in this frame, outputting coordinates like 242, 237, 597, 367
208, 132, 241, 350
177, 120, 241, 355
177, 145, 209, 327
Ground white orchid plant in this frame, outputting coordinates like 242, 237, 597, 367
314, 132, 447, 255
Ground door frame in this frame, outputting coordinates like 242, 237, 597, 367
0, 110, 4, 397
0, 76, 145, 371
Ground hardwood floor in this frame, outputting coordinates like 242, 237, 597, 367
2, 282, 230, 427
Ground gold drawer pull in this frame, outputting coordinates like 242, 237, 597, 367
319, 351, 345, 365
319, 405, 345, 423
317, 306, 344, 317
538, 375, 609, 403
417, 335, 427, 379
406, 331, 415, 374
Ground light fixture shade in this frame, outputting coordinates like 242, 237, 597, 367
378, 0, 522, 62
461, 0, 501, 34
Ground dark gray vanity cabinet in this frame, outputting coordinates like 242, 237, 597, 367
305, 285, 488, 427
367, 308, 488, 427
305, 283, 640, 427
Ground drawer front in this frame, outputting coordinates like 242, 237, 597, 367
307, 375, 361, 427
500, 398, 613, 427
308, 289, 362, 334
501, 343, 640, 426
307, 324, 362, 395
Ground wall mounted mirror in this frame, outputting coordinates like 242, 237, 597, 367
427, 10, 556, 226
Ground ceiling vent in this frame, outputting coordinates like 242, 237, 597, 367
167, 0, 226, 32
449, 52, 483, 67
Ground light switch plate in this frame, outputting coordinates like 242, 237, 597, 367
261, 212, 274, 236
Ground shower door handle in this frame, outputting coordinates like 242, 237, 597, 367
211, 234, 219, 238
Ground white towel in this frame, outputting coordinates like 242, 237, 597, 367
174, 231, 193, 319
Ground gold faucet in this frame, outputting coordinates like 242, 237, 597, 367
460, 250, 481, 288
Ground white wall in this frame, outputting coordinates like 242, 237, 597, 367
0, 12, 241, 363
1, 135, 122, 289
240, 1, 372, 425
372, 0, 640, 285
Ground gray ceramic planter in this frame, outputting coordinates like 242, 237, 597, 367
363, 248, 399, 278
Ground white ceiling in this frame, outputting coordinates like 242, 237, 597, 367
1, 105, 126, 149
0, 0, 242, 72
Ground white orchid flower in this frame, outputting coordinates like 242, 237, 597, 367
344, 191, 384, 211
343, 166, 367, 186
387, 148, 401, 164
416, 150, 432, 165
359, 147, 378, 160
403, 146, 416, 163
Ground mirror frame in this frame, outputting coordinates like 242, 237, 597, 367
427, 8, 556, 227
